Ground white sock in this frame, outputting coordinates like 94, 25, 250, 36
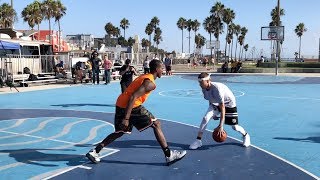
232, 125, 246, 136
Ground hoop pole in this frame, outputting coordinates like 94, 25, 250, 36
276, 0, 281, 76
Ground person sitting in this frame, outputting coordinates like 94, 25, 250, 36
235, 61, 242, 73
221, 62, 228, 73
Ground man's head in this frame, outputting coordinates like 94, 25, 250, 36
149, 59, 163, 78
198, 72, 211, 90
125, 59, 131, 65
92, 51, 98, 57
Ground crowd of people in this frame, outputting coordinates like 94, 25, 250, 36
221, 60, 243, 73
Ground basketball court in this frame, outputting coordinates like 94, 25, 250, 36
0, 74, 319, 179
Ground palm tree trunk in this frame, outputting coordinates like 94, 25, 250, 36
188, 31, 191, 54
37, 24, 40, 41
48, 19, 51, 44
181, 29, 184, 53
234, 36, 238, 60
224, 27, 229, 60
231, 37, 234, 60
58, 20, 61, 52
124, 28, 126, 39
209, 33, 212, 60
228, 43, 231, 59
299, 36, 301, 58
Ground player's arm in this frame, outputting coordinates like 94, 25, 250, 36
218, 103, 225, 128
122, 79, 155, 123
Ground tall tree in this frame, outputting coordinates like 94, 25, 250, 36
145, 23, 153, 48
192, 19, 200, 53
21, 1, 43, 40
177, 17, 186, 53
238, 27, 248, 60
195, 33, 206, 55
233, 24, 241, 60
153, 27, 162, 53
0, 3, 17, 28
244, 44, 249, 60
222, 8, 235, 59
186, 19, 193, 54
210, 1, 225, 63
120, 18, 130, 39
41, 0, 56, 43
53, 0, 66, 51
203, 15, 215, 60
270, 6, 285, 61
294, 23, 307, 59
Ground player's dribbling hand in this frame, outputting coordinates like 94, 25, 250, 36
214, 126, 224, 136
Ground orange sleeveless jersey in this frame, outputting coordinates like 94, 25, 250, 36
116, 74, 156, 108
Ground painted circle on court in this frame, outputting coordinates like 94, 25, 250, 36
159, 89, 245, 99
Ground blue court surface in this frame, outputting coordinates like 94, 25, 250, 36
0, 74, 319, 179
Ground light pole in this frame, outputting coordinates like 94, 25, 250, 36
275, 0, 281, 75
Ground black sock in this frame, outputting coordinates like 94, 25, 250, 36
95, 144, 103, 153
196, 136, 202, 140
163, 147, 171, 157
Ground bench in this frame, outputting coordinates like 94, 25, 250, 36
19, 78, 68, 87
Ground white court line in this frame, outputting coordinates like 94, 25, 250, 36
249, 95, 320, 101
158, 89, 245, 99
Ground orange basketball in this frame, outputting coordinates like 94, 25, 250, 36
212, 129, 227, 143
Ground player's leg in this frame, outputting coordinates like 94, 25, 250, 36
132, 105, 186, 165
86, 106, 131, 163
225, 107, 251, 147
189, 105, 219, 149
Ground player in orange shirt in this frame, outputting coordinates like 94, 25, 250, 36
86, 59, 187, 166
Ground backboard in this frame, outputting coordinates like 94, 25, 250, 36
206, 40, 220, 49
261, 26, 284, 41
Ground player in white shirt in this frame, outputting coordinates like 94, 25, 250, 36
189, 72, 251, 149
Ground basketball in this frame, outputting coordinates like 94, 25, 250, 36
212, 129, 227, 143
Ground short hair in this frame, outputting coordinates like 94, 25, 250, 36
198, 72, 209, 79
125, 59, 131, 64
149, 59, 162, 72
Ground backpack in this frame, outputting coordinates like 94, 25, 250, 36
28, 74, 38, 81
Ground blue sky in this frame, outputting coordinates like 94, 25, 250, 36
7, 0, 320, 58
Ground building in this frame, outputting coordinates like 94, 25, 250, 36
65, 34, 94, 51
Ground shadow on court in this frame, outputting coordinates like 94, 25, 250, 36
51, 104, 115, 108
274, 136, 320, 144
0, 149, 87, 167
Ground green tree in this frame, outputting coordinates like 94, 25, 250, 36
192, 19, 200, 53
195, 33, 206, 56
244, 44, 249, 60
294, 23, 307, 59
203, 15, 215, 59
0, 3, 17, 28
186, 19, 193, 54
222, 8, 235, 59
53, 0, 66, 51
153, 27, 162, 53
21, 1, 43, 40
127, 36, 135, 47
233, 24, 241, 60
141, 38, 150, 51
145, 23, 153, 47
177, 17, 186, 53
238, 27, 248, 60
210, 1, 225, 63
41, 0, 56, 43
120, 18, 130, 39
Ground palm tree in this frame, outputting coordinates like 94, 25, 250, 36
294, 23, 307, 59
53, 0, 66, 51
192, 19, 200, 53
145, 23, 153, 48
203, 15, 215, 59
177, 17, 186, 53
120, 18, 130, 39
238, 27, 248, 60
222, 8, 235, 59
41, 0, 56, 43
22, 1, 43, 40
150, 16, 160, 29
153, 27, 162, 53
210, 1, 225, 62
141, 38, 151, 51
195, 33, 206, 56
0, 3, 17, 28
233, 24, 241, 60
244, 44, 249, 60
127, 37, 135, 47
270, 6, 285, 61
186, 19, 193, 54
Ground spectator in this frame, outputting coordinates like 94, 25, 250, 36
103, 55, 113, 85
119, 59, 139, 93
221, 62, 228, 73
143, 56, 150, 74
164, 54, 172, 76
89, 51, 102, 84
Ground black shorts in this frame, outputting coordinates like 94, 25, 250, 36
114, 105, 156, 134
215, 106, 239, 125
165, 66, 171, 71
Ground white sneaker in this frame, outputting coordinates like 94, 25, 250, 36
86, 149, 101, 163
165, 150, 187, 166
243, 133, 251, 147
189, 139, 202, 150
